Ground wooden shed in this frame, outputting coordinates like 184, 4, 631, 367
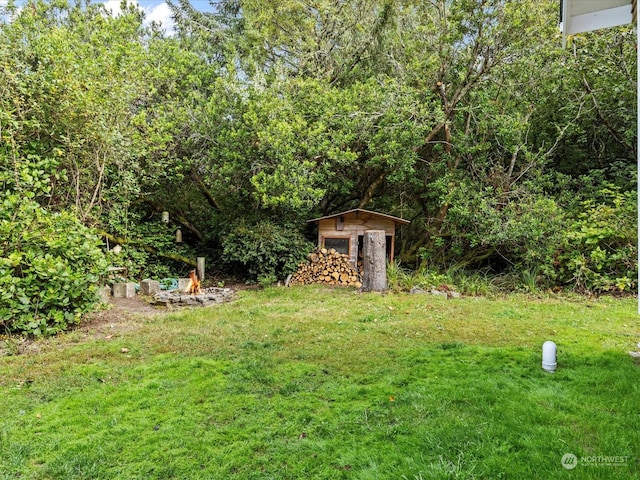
307, 209, 410, 268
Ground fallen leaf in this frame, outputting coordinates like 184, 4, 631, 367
120, 348, 129, 354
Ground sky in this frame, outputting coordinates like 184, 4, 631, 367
102, 0, 176, 32
1, 0, 216, 34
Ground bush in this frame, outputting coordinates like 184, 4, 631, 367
0, 194, 107, 336
557, 186, 636, 293
222, 220, 314, 284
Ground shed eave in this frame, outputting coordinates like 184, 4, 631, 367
561, 0, 635, 36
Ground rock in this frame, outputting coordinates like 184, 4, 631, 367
409, 287, 427, 295
151, 287, 235, 307
178, 295, 200, 306
113, 282, 136, 298
98, 285, 112, 303
140, 279, 160, 296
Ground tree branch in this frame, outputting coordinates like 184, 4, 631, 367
145, 200, 205, 242
358, 171, 387, 209
582, 76, 636, 156
98, 230, 197, 267
191, 167, 222, 212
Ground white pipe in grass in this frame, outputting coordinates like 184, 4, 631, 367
542, 341, 557, 372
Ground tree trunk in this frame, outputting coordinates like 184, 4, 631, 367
358, 171, 387, 209
191, 168, 222, 212
361, 230, 387, 292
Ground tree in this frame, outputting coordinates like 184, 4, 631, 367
166, 0, 636, 291
2, 0, 634, 293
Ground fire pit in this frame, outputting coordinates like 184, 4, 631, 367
151, 286, 235, 307
150, 269, 235, 307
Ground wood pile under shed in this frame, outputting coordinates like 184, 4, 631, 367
289, 248, 362, 287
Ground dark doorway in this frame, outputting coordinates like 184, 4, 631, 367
357, 235, 393, 265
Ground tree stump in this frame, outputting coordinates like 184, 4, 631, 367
361, 230, 387, 292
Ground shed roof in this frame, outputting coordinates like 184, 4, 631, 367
307, 208, 410, 225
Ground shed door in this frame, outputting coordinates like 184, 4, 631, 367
357, 235, 393, 266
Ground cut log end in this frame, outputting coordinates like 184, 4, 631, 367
289, 247, 362, 288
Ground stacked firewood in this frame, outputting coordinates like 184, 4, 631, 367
289, 248, 362, 287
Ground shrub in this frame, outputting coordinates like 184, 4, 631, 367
419, 178, 566, 283
222, 220, 314, 283
0, 194, 107, 336
557, 186, 636, 293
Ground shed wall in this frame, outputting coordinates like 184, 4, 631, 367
317, 214, 397, 266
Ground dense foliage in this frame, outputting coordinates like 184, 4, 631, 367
222, 220, 314, 286
0, 0, 637, 333
0, 194, 107, 336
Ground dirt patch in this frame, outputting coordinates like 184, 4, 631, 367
75, 295, 168, 338
87, 296, 164, 323
1, 296, 166, 357
1, 288, 243, 357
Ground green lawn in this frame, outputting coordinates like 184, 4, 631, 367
1, 287, 639, 479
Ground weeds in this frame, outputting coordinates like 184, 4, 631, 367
387, 262, 498, 296
1, 334, 21, 356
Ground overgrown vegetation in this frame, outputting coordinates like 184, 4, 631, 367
0, 149, 107, 335
0, 0, 637, 332
222, 220, 314, 284
0, 195, 106, 336
1, 287, 638, 478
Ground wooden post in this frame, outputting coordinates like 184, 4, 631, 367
361, 230, 387, 292
197, 257, 205, 281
